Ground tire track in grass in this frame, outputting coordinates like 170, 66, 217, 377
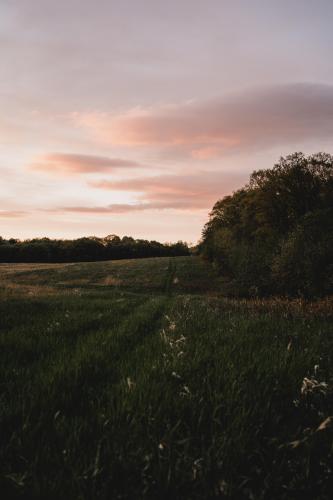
0, 295, 167, 437
164, 258, 177, 295
0, 296, 175, 491
34, 295, 173, 412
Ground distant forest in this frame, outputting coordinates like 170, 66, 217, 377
0, 235, 189, 263
200, 152, 333, 297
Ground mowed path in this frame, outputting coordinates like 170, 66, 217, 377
0, 255, 221, 297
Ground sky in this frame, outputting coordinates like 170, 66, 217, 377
1, 0, 333, 243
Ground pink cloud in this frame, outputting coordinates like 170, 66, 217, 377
88, 171, 246, 211
41, 170, 245, 215
0, 210, 27, 218
72, 83, 333, 155
191, 146, 225, 160
47, 202, 192, 214
30, 153, 142, 175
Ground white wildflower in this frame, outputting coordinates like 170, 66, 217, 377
301, 377, 328, 396
180, 385, 191, 398
160, 329, 168, 343
126, 377, 135, 390
192, 458, 203, 480
54, 410, 61, 420
317, 416, 333, 432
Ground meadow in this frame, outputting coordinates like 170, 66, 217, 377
1, 256, 332, 499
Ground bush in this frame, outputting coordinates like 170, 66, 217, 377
272, 209, 333, 296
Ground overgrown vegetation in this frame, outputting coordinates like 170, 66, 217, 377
0, 234, 189, 263
200, 152, 333, 297
1, 256, 332, 499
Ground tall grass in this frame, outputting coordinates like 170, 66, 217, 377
1, 257, 332, 499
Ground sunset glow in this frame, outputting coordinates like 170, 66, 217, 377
1, 0, 333, 242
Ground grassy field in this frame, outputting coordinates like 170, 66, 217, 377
1, 256, 332, 499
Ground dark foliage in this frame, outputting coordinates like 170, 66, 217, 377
200, 152, 333, 297
0, 234, 189, 263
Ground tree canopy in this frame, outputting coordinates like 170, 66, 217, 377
0, 235, 189, 263
200, 152, 333, 297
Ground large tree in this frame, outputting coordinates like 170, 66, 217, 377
200, 152, 333, 296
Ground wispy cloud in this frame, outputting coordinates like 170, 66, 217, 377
43, 170, 245, 215
88, 171, 246, 211
46, 203, 181, 214
72, 83, 333, 157
30, 153, 143, 175
0, 210, 28, 218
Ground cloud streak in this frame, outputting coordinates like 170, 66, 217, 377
47, 202, 187, 214
0, 210, 27, 218
43, 170, 245, 215
89, 171, 246, 211
73, 83, 333, 157
30, 153, 142, 175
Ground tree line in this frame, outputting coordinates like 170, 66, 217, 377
200, 152, 333, 297
0, 234, 189, 263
